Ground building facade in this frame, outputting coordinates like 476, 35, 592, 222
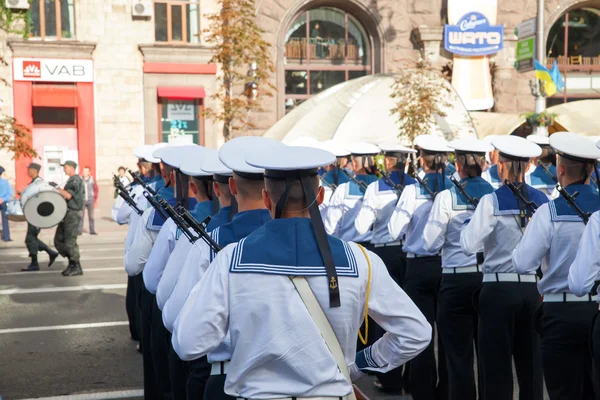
0, 0, 596, 191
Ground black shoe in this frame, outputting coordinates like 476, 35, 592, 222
64, 262, 83, 277
373, 379, 403, 394
61, 260, 75, 276
48, 251, 59, 267
90, 232, 98, 235
21, 264, 40, 272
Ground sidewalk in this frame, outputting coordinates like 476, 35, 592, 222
0, 182, 127, 250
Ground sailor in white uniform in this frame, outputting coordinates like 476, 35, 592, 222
124, 144, 179, 400
172, 144, 431, 400
514, 132, 600, 399
387, 134, 451, 400
316, 140, 352, 213
460, 135, 547, 400
481, 135, 502, 189
166, 136, 277, 400
423, 138, 494, 400
325, 142, 379, 245
525, 134, 559, 199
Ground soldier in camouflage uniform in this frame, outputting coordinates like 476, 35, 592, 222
21, 163, 59, 272
52, 160, 85, 277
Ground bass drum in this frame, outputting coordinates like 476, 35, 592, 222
21, 182, 67, 228
6, 199, 25, 222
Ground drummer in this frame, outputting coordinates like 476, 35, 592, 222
21, 163, 60, 272
0, 165, 13, 242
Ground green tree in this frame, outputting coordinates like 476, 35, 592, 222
389, 55, 451, 146
203, 0, 275, 141
0, 3, 35, 159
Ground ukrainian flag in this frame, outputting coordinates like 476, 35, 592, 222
534, 60, 558, 97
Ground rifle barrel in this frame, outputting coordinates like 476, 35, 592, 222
450, 176, 479, 208
556, 184, 591, 224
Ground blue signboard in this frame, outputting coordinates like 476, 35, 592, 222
444, 12, 504, 56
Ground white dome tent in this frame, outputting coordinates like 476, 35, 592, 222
263, 73, 477, 145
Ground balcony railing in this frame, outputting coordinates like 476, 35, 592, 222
285, 38, 365, 64
547, 56, 600, 71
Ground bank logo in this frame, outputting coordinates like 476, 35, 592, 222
444, 12, 504, 57
23, 61, 41, 78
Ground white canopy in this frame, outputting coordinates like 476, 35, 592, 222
263, 73, 477, 145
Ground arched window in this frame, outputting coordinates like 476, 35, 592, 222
546, 7, 600, 105
284, 7, 372, 112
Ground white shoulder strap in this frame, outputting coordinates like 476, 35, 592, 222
290, 276, 357, 400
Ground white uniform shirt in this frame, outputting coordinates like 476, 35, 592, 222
423, 189, 477, 268
116, 184, 145, 225
142, 219, 178, 294
355, 180, 401, 245
388, 184, 437, 256
460, 193, 525, 274
512, 203, 584, 294
162, 240, 205, 332
525, 166, 559, 199
156, 237, 194, 310
569, 211, 600, 296
325, 182, 372, 243
124, 207, 160, 276
172, 242, 431, 399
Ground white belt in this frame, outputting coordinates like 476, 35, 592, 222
374, 241, 402, 248
483, 273, 537, 283
238, 397, 347, 400
407, 252, 440, 259
442, 265, 481, 274
544, 293, 597, 303
210, 361, 230, 376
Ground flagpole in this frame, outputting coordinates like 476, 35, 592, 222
534, 0, 547, 115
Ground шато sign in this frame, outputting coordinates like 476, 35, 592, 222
13, 58, 93, 82
444, 12, 504, 56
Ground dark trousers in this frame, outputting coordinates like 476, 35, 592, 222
204, 374, 235, 400
25, 223, 52, 256
186, 357, 211, 400
140, 286, 160, 400
167, 340, 188, 400
437, 271, 482, 400
537, 302, 600, 400
126, 276, 140, 341
78, 199, 95, 234
372, 244, 407, 389
151, 298, 173, 399
477, 282, 543, 400
133, 274, 144, 346
0, 202, 10, 241
592, 312, 600, 382
404, 256, 447, 400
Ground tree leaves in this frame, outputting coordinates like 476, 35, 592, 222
203, 0, 276, 141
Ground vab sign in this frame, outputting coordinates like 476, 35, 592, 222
13, 58, 93, 82
444, 12, 504, 57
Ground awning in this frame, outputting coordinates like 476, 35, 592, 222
157, 86, 205, 100
469, 112, 524, 138
32, 84, 78, 108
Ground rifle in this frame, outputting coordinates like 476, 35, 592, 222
537, 161, 558, 182
318, 175, 337, 191
148, 191, 198, 242
129, 170, 170, 221
411, 158, 437, 201
375, 165, 404, 197
113, 175, 142, 216
175, 204, 222, 252
555, 184, 591, 225
341, 169, 369, 191
504, 180, 539, 227
449, 176, 479, 207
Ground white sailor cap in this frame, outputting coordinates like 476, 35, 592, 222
492, 135, 542, 161
527, 134, 550, 146
161, 145, 203, 169
220, 136, 284, 178
482, 135, 500, 145
199, 151, 232, 183
246, 145, 335, 172
414, 135, 451, 153
448, 138, 494, 154
318, 140, 351, 158
152, 142, 174, 161
550, 132, 600, 162
133, 145, 150, 159
378, 141, 417, 154
288, 136, 320, 148
179, 147, 216, 177
346, 141, 380, 156
597, 139, 600, 151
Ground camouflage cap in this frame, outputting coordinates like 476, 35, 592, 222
61, 160, 78, 169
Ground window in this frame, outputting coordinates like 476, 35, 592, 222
546, 7, 600, 102
30, 0, 75, 39
159, 99, 203, 144
33, 107, 76, 125
154, 0, 201, 43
